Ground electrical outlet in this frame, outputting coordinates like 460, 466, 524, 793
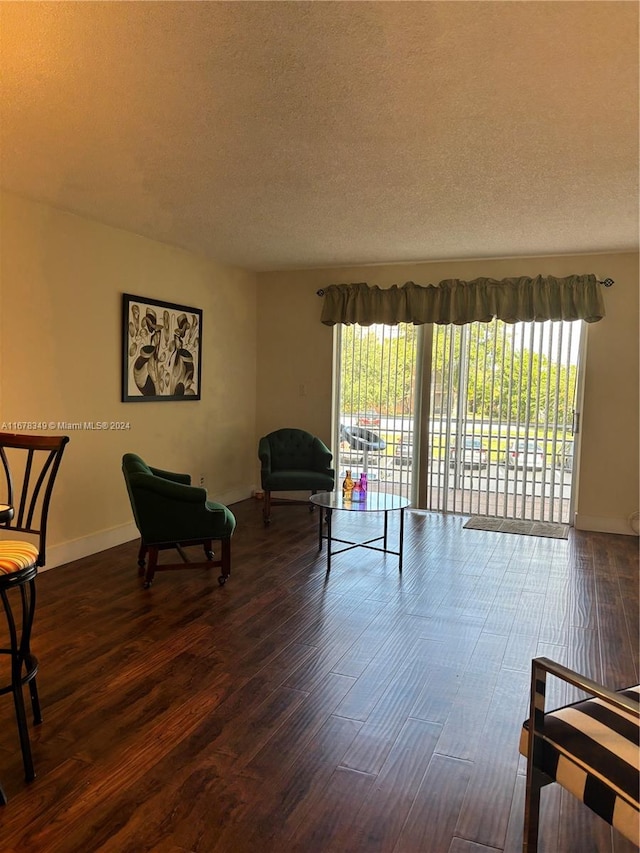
199, 473, 205, 487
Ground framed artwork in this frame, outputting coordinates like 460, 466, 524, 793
122, 293, 203, 402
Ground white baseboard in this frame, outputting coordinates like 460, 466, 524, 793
574, 513, 638, 536
43, 521, 139, 571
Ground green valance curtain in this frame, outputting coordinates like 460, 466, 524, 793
319, 275, 606, 326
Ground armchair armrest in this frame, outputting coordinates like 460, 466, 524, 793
149, 466, 191, 486
312, 437, 333, 472
126, 472, 231, 545
530, 656, 639, 716
129, 472, 206, 504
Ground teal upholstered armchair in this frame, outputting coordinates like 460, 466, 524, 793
258, 428, 335, 525
122, 453, 236, 587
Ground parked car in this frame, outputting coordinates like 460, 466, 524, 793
505, 440, 545, 470
393, 434, 413, 466
356, 410, 380, 427
449, 437, 488, 469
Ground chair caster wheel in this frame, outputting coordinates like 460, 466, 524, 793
206, 551, 214, 560
138, 560, 145, 569
218, 575, 227, 586
263, 519, 271, 526
143, 581, 152, 589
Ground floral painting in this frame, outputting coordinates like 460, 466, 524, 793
122, 294, 202, 402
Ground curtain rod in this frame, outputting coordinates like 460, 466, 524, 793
316, 278, 614, 296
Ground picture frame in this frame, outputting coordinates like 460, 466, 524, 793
121, 293, 203, 402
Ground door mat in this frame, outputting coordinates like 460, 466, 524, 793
463, 516, 569, 539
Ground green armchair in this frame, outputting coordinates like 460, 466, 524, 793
122, 453, 236, 587
258, 428, 335, 525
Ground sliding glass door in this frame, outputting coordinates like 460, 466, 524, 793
333, 323, 422, 502
426, 319, 583, 523
333, 318, 584, 525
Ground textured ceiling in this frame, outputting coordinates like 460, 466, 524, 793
1, 1, 638, 271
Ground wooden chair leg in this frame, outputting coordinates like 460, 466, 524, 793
218, 538, 231, 585
263, 491, 271, 525
137, 541, 147, 577
143, 546, 158, 588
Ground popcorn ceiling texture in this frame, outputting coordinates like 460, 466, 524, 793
1, 1, 637, 271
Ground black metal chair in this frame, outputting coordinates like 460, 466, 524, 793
0, 432, 69, 802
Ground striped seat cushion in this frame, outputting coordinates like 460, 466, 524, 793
520, 686, 640, 845
0, 540, 39, 575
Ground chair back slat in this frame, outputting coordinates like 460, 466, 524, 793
0, 448, 12, 509
23, 449, 58, 531
16, 449, 34, 529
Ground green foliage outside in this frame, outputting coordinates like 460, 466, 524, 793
432, 323, 577, 426
340, 320, 578, 463
339, 324, 418, 418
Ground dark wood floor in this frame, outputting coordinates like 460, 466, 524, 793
0, 500, 637, 852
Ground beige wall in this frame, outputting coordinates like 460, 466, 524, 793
0, 191, 258, 566
257, 253, 639, 535
1, 189, 636, 567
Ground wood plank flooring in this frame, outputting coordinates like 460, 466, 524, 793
0, 500, 637, 852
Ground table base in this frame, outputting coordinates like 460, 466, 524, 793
317, 506, 405, 573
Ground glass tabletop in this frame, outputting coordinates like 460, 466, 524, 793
309, 491, 410, 513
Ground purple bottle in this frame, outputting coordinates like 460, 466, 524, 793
359, 473, 367, 493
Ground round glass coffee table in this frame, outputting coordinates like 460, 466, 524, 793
309, 490, 410, 573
